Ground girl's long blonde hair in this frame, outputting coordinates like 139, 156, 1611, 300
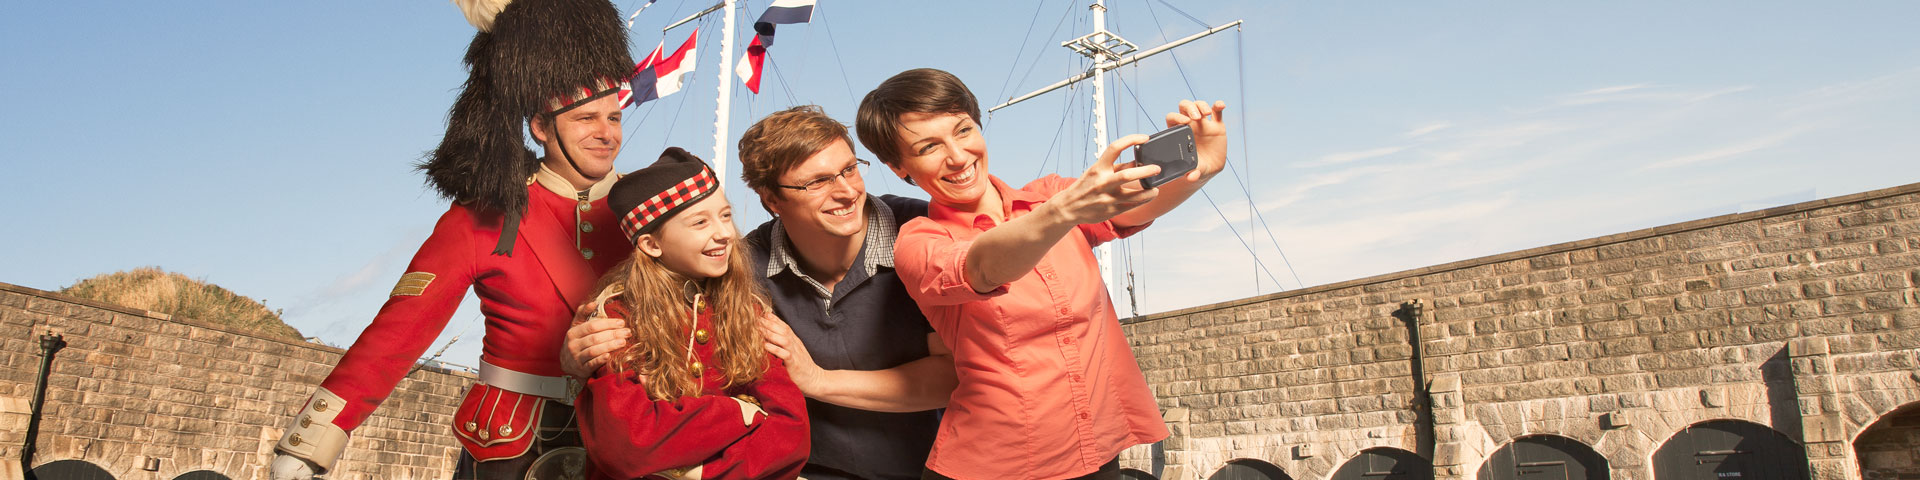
598, 240, 770, 401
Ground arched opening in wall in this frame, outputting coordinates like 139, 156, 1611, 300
1652, 419, 1810, 480
1208, 459, 1292, 480
29, 459, 116, 480
172, 470, 233, 480
1853, 401, 1920, 480
1332, 448, 1432, 480
1475, 434, 1609, 480
1120, 467, 1159, 480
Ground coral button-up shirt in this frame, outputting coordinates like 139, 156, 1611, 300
894, 174, 1168, 480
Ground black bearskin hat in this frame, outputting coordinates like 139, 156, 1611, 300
421, 0, 634, 254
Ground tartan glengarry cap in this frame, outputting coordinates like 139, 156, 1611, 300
610, 147, 720, 242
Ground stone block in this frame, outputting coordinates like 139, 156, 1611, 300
1651, 332, 1701, 351
1654, 369, 1710, 388
1741, 285, 1801, 305
1815, 243, 1876, 261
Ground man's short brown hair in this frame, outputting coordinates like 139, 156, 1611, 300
855, 68, 982, 168
738, 105, 852, 195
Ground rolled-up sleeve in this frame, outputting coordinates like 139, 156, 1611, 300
1021, 174, 1153, 247
1079, 218, 1152, 247
893, 218, 1008, 308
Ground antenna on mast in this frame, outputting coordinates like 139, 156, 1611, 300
989, 0, 1242, 314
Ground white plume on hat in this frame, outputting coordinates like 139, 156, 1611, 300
453, 0, 515, 31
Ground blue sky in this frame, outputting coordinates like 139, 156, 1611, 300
4, 1, 1916, 368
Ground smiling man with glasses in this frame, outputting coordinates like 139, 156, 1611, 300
778, 158, 870, 194
563, 105, 954, 480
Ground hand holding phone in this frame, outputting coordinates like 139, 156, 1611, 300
1132, 124, 1198, 189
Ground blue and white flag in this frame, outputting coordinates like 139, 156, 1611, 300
736, 0, 816, 94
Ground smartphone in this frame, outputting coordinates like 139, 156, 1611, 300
1132, 124, 1197, 189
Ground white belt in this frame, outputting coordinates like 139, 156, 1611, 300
477, 359, 573, 405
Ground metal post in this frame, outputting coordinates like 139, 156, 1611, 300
1089, 0, 1116, 304
21, 333, 66, 477
1398, 300, 1436, 461
710, 0, 737, 186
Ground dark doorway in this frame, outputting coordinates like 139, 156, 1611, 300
1854, 402, 1920, 480
1332, 448, 1432, 480
29, 459, 116, 480
1209, 459, 1292, 480
1652, 420, 1809, 480
1477, 435, 1609, 480
173, 471, 233, 480
1120, 468, 1159, 480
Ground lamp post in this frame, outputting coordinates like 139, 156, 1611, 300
21, 332, 66, 478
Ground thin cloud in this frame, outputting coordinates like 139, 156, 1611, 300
1638, 127, 1806, 171
1779, 66, 1920, 117
1405, 122, 1452, 138
1134, 192, 1519, 306
1553, 84, 1752, 108
1293, 146, 1406, 168
1576, 84, 1653, 96
1128, 65, 1917, 315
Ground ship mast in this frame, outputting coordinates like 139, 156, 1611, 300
989, 0, 1242, 313
664, 0, 739, 185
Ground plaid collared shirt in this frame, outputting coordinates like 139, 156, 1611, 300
744, 194, 937, 480
764, 195, 899, 310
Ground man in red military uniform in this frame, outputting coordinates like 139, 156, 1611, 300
269, 0, 635, 478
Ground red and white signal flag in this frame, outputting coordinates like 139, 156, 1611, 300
630, 28, 700, 107
735, 0, 816, 94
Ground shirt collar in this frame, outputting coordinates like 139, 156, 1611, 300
766, 194, 898, 281
928, 174, 1036, 231
532, 163, 617, 201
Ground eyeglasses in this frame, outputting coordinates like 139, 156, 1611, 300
776, 159, 869, 196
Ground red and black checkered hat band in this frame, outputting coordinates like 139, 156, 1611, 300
619, 166, 718, 242
546, 76, 635, 114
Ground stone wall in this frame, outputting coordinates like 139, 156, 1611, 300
6, 182, 1919, 480
1120, 182, 1920, 480
0, 283, 469, 480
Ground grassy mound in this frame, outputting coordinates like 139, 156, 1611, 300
61, 267, 303, 340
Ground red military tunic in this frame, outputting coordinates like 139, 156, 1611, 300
576, 298, 809, 480
276, 168, 631, 469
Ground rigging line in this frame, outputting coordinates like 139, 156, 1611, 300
766, 46, 801, 104
1128, 229, 1146, 311
994, 0, 1055, 106
1153, 0, 1209, 29
748, 0, 800, 105
1201, 190, 1286, 288
813, 2, 859, 104
1137, 0, 1200, 99
1031, 85, 1078, 180
1119, 223, 1140, 318
659, 0, 694, 29
1004, 0, 1082, 118
1110, 73, 1288, 288
619, 99, 666, 160
1235, 27, 1301, 290
655, 15, 707, 154
781, 0, 812, 97
1250, 195, 1304, 290
1107, 43, 1299, 291
1051, 50, 1093, 176
1035, 79, 1074, 178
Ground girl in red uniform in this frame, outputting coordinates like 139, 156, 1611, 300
574, 148, 809, 480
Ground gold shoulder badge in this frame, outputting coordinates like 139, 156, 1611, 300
390, 272, 437, 297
